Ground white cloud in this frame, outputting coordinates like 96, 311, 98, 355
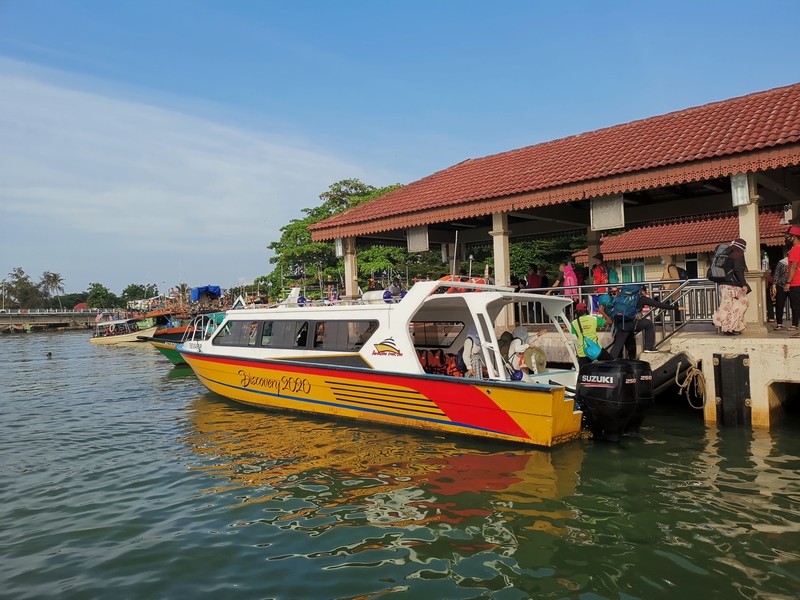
0, 59, 378, 294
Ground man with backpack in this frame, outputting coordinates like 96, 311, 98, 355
660, 254, 685, 291
604, 284, 685, 358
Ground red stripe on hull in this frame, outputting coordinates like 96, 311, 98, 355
187, 353, 530, 439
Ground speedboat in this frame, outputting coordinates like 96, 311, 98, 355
177, 279, 583, 447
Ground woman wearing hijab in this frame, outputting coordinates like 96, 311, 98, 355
712, 238, 750, 335
546, 262, 579, 298
463, 326, 485, 379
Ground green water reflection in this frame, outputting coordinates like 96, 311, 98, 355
1, 332, 798, 599
182, 395, 800, 599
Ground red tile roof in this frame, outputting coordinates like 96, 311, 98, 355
311, 82, 800, 239
574, 209, 787, 262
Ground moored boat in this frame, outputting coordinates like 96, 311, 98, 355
90, 319, 158, 344
178, 280, 584, 447
143, 312, 226, 365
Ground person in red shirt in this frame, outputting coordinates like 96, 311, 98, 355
591, 253, 609, 294
783, 226, 800, 332
526, 264, 542, 290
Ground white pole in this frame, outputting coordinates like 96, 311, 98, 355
451, 230, 459, 277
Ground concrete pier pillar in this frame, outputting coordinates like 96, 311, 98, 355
343, 237, 358, 298
586, 228, 602, 265
735, 173, 767, 333
491, 212, 513, 328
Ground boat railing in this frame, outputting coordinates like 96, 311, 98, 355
514, 279, 721, 326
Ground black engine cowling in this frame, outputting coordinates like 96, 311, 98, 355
621, 359, 654, 436
576, 361, 638, 442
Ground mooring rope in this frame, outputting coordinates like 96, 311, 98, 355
674, 360, 706, 409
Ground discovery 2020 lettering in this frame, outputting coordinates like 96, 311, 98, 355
238, 370, 312, 395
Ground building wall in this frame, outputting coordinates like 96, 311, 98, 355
606, 253, 713, 283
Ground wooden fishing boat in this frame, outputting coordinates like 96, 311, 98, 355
178, 280, 583, 447
89, 319, 158, 344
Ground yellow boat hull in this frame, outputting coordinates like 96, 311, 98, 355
181, 351, 581, 447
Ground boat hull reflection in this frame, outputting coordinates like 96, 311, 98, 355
184, 396, 585, 534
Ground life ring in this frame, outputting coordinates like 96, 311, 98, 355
438, 275, 486, 293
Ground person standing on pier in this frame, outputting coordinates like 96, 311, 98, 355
783, 226, 800, 333
712, 238, 750, 335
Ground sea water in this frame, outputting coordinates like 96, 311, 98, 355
1, 331, 799, 599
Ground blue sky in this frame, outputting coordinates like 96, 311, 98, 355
1, 0, 799, 295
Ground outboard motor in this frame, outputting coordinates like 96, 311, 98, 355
576, 361, 637, 442
619, 359, 654, 436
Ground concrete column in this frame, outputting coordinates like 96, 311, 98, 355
586, 228, 602, 273
490, 212, 513, 328
735, 174, 766, 332
343, 237, 358, 298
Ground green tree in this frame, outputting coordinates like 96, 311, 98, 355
87, 283, 120, 309
6, 267, 44, 308
264, 179, 402, 296
61, 291, 89, 309
357, 245, 416, 282
121, 284, 147, 304
120, 284, 159, 305
41, 271, 65, 310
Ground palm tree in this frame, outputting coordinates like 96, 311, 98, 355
42, 272, 65, 311
176, 283, 190, 306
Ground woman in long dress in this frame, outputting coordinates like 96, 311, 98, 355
712, 238, 750, 335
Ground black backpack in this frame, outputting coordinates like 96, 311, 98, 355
455, 346, 468, 374
707, 244, 733, 283
672, 264, 689, 280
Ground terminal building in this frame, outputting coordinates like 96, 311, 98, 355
309, 82, 800, 429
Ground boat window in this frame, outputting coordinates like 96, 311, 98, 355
269, 321, 294, 348
260, 320, 381, 351
313, 322, 326, 348
409, 321, 464, 348
247, 321, 259, 347
349, 321, 378, 350
212, 320, 260, 347
260, 322, 274, 347
294, 321, 309, 348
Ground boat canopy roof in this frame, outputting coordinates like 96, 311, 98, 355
191, 285, 221, 302
96, 318, 139, 326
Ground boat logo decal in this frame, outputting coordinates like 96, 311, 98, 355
372, 337, 403, 356
580, 375, 614, 384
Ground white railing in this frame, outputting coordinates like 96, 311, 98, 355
0, 308, 106, 315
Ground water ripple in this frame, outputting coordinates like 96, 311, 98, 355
1, 332, 800, 598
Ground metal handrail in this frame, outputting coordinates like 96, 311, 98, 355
514, 279, 720, 326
